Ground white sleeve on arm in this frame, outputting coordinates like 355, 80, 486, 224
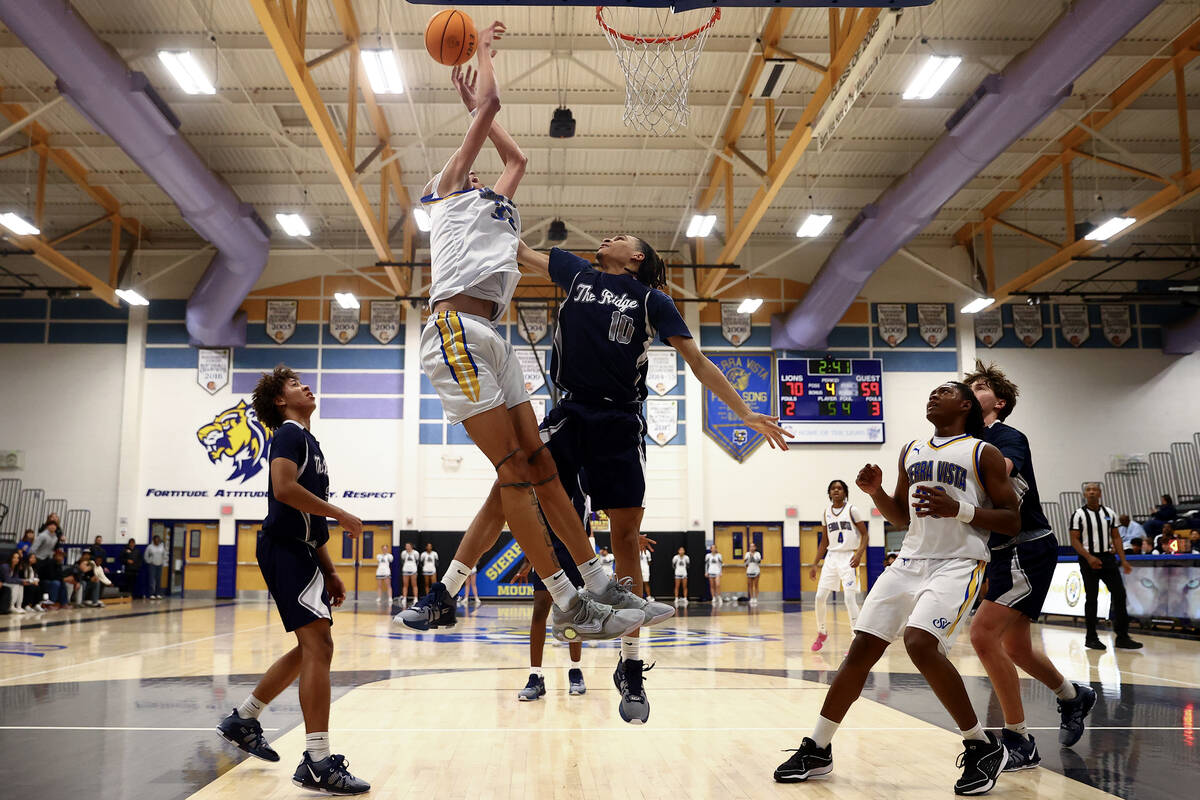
849, 505, 866, 524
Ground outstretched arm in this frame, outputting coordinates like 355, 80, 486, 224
437, 21, 505, 197
669, 335, 792, 450
516, 240, 550, 279
451, 61, 527, 198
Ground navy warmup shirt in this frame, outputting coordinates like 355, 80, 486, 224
262, 420, 330, 548
547, 248, 691, 406
979, 420, 1052, 548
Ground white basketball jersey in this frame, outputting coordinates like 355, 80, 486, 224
823, 503, 864, 552
400, 550, 419, 572
899, 435, 992, 561
640, 550, 651, 571
423, 171, 521, 322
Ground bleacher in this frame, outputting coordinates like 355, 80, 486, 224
0, 477, 91, 545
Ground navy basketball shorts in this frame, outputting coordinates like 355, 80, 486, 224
984, 534, 1058, 621
257, 533, 332, 632
531, 534, 584, 593
540, 400, 646, 510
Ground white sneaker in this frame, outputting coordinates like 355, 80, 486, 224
12, 606, 25, 614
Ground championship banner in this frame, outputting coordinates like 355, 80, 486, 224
1011, 305, 1043, 347
328, 302, 360, 344
813, 9, 901, 152
1101, 304, 1132, 347
720, 302, 752, 347
265, 300, 297, 343
369, 300, 401, 344
515, 349, 545, 394
646, 350, 677, 396
646, 398, 678, 446
1058, 304, 1090, 347
703, 352, 772, 462
974, 308, 1002, 348
917, 303, 948, 347
515, 305, 548, 344
197, 348, 230, 395
876, 303, 908, 347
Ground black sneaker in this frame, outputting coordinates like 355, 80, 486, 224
954, 731, 1007, 795
1057, 682, 1097, 747
773, 737, 833, 782
1000, 729, 1040, 771
517, 673, 546, 702
1084, 637, 1106, 650
613, 657, 653, 724
1114, 636, 1143, 650
394, 582, 456, 631
215, 709, 279, 762
568, 667, 586, 696
292, 752, 370, 795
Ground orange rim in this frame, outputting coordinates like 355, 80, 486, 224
596, 5, 721, 45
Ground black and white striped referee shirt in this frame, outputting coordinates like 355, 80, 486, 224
1071, 504, 1119, 555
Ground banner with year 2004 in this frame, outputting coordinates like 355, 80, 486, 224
329, 302, 360, 343
369, 300, 401, 344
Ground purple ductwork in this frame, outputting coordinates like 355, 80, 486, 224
1163, 313, 1200, 354
774, 0, 1163, 350
0, 0, 269, 347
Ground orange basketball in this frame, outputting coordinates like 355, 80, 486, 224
425, 9, 477, 67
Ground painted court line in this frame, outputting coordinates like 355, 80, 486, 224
321, 725, 1192, 733
0, 725, 280, 732
0, 622, 276, 684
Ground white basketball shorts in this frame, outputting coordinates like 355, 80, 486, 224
817, 551, 858, 593
854, 556, 986, 655
421, 310, 529, 426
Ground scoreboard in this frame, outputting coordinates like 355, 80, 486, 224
777, 357, 884, 444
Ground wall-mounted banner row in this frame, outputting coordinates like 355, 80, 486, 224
976, 303, 1133, 348
876, 303, 947, 347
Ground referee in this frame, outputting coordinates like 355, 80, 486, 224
1068, 483, 1142, 650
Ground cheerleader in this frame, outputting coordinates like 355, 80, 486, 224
375, 543, 393, 606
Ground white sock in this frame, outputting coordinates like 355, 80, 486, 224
305, 731, 331, 762
577, 556, 609, 594
1054, 679, 1078, 701
814, 589, 830, 634
961, 723, 988, 742
844, 589, 861, 628
529, 666, 543, 677
442, 560, 471, 596
236, 694, 266, 720
544, 570, 578, 611
812, 715, 839, 748
621, 631, 641, 661
1004, 720, 1028, 739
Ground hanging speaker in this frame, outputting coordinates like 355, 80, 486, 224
549, 107, 576, 138
547, 219, 568, 243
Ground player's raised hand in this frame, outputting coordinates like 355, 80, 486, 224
638, 534, 657, 552
450, 64, 477, 111
856, 463, 883, 494
743, 413, 793, 450
337, 509, 363, 538
912, 486, 958, 518
326, 571, 347, 607
480, 20, 505, 49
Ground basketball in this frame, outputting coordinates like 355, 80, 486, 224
425, 9, 477, 67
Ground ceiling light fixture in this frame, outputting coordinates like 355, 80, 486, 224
275, 213, 311, 238
157, 50, 216, 95
115, 288, 150, 306
796, 213, 833, 238
736, 298, 763, 314
960, 297, 995, 314
360, 49, 405, 95
334, 292, 360, 310
686, 214, 716, 238
1084, 216, 1135, 241
412, 207, 432, 232
903, 55, 961, 100
0, 212, 39, 237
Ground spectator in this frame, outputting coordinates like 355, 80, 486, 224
144, 535, 166, 599
1140, 538, 1153, 554
1118, 514, 1146, 550
1143, 495, 1176, 540
1152, 524, 1175, 554
37, 549, 68, 608
18, 554, 44, 611
38, 512, 64, 537
1, 551, 26, 613
89, 535, 107, 567
1069, 482, 1141, 650
16, 529, 35, 554
75, 553, 103, 608
32, 522, 58, 560
883, 551, 898, 568
121, 539, 142, 596
1190, 530, 1200, 554
598, 547, 616, 577
1126, 537, 1144, 556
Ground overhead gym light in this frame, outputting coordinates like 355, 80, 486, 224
157, 50, 216, 95
275, 213, 311, 238
334, 292, 360, 310
960, 297, 995, 314
412, 207, 432, 232
687, 214, 716, 238
1084, 216, 1135, 241
360, 49, 405, 95
0, 212, 39, 236
115, 288, 149, 306
796, 213, 833, 238
903, 55, 961, 100
737, 298, 764, 314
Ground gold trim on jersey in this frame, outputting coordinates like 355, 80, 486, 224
926, 434, 972, 450
434, 311, 481, 402
945, 560, 986, 638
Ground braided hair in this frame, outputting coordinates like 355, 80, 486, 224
631, 237, 667, 290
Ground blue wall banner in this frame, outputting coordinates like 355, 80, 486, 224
703, 352, 773, 463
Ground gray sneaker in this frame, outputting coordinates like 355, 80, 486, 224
517, 673, 545, 702
551, 593, 643, 642
582, 577, 676, 627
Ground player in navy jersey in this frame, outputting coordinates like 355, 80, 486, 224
215, 367, 369, 795
964, 362, 1096, 764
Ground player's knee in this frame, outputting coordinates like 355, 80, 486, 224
902, 628, 939, 663
815, 588, 831, 603
496, 449, 533, 486
1001, 630, 1032, 660
301, 632, 334, 663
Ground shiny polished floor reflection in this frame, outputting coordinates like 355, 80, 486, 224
1, 597, 1195, 799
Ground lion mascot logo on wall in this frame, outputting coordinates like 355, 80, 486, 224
196, 399, 272, 482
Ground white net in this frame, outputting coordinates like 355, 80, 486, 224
597, 5, 720, 135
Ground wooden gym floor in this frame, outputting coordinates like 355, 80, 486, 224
1, 597, 1195, 799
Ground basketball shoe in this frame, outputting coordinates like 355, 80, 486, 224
953, 730, 1007, 795
292, 752, 370, 795
551, 593, 642, 642
582, 577, 675, 626
613, 657, 652, 724
395, 582, 456, 631
568, 667, 586, 695
517, 673, 546, 702
216, 709, 279, 762
773, 738, 833, 782
1057, 682, 1096, 746
1000, 729, 1040, 771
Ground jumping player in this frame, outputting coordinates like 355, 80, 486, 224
406, 26, 641, 642
775, 382, 1021, 796
809, 479, 867, 652
964, 362, 1096, 766
216, 367, 369, 795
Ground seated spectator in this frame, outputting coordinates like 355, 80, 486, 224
1, 551, 26, 614
1140, 538, 1153, 554
1126, 537, 1143, 555
75, 553, 104, 608
121, 539, 142, 596
1118, 514, 1146, 549
1152, 524, 1175, 554
16, 529, 35, 554
32, 523, 58, 560
1190, 530, 1200, 554
36, 549, 68, 608
18, 554, 45, 611
38, 512, 65, 540
1143, 494, 1177, 539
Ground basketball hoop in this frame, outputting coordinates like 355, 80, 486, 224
596, 5, 720, 135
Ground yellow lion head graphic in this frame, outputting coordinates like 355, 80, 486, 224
196, 399, 272, 483
726, 366, 751, 393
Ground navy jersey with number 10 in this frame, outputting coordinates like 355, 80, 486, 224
547, 248, 691, 406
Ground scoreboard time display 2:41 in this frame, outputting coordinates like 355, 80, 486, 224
776, 357, 884, 444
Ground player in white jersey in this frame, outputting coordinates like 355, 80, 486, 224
403, 26, 641, 643
704, 545, 724, 604
810, 480, 868, 651
743, 542, 763, 606
639, 547, 652, 599
398, 542, 419, 608
776, 382, 1021, 796
419, 544, 439, 595
375, 544, 393, 606
672, 548, 690, 605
